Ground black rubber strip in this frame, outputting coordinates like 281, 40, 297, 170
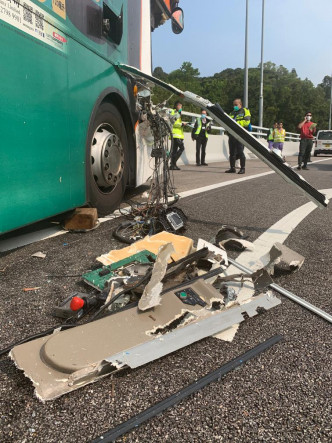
91, 335, 283, 442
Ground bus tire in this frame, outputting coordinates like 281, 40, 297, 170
86, 102, 129, 216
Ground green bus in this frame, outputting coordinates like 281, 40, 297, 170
0, 0, 184, 234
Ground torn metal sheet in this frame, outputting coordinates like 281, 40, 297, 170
116, 63, 328, 209
251, 268, 274, 292
138, 243, 174, 311
10, 277, 280, 401
268, 242, 304, 274
197, 238, 228, 266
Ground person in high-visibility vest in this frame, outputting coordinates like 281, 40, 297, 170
226, 98, 251, 174
267, 122, 278, 150
191, 109, 212, 166
273, 122, 286, 151
170, 100, 188, 170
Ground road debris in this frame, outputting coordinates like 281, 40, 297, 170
220, 238, 254, 251
91, 335, 283, 443
31, 251, 46, 259
97, 232, 194, 265
138, 243, 174, 311
64, 208, 98, 231
228, 258, 332, 323
23, 287, 41, 292
10, 228, 285, 401
265, 242, 305, 274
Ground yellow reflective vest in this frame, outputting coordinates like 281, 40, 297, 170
229, 107, 251, 128
195, 118, 209, 139
171, 109, 184, 139
273, 128, 286, 142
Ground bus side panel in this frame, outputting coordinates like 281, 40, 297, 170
67, 40, 130, 206
66, 0, 131, 204
0, 22, 71, 233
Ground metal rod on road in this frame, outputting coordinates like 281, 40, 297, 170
258, 0, 265, 131
91, 335, 282, 443
228, 258, 332, 324
244, 0, 249, 108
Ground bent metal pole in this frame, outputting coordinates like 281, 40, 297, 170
228, 258, 332, 324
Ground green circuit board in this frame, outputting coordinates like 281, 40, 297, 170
82, 250, 156, 291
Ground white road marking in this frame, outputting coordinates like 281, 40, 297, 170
178, 157, 331, 199
234, 187, 332, 271
224, 188, 332, 301
1, 158, 331, 253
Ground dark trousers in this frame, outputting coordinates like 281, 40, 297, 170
298, 139, 313, 167
171, 138, 184, 166
196, 137, 207, 164
228, 136, 245, 169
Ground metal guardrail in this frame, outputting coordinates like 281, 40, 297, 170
177, 110, 300, 142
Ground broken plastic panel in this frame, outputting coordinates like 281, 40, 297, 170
138, 243, 174, 311
10, 279, 280, 401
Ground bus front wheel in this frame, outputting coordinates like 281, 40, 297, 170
87, 103, 129, 216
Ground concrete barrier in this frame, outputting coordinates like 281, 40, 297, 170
177, 133, 300, 165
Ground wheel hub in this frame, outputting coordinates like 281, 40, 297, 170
91, 126, 124, 189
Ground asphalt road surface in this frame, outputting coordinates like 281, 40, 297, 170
0, 157, 331, 442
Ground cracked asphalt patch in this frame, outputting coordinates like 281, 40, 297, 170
0, 162, 331, 442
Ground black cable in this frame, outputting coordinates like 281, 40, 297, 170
90, 271, 153, 321
91, 335, 283, 443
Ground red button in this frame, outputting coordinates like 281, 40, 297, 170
70, 296, 85, 311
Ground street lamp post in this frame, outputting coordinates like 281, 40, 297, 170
258, 0, 265, 132
329, 74, 332, 130
244, 0, 249, 108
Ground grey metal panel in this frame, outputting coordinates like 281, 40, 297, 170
105, 293, 281, 368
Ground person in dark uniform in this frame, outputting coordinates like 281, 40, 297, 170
191, 109, 212, 166
226, 98, 251, 174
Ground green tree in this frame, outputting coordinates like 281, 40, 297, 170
152, 61, 330, 132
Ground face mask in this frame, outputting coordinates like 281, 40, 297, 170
178, 108, 182, 113
306, 116, 312, 121
234, 106, 240, 111
201, 114, 206, 119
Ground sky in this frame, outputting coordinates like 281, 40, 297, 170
152, 0, 332, 86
